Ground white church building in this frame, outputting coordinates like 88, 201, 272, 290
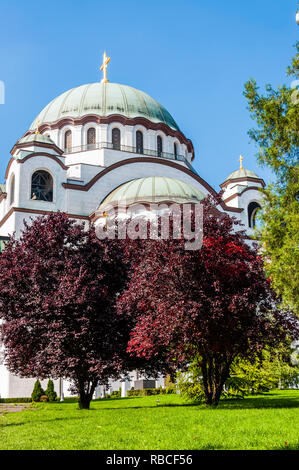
0, 54, 265, 399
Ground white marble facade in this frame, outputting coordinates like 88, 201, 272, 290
0, 79, 265, 398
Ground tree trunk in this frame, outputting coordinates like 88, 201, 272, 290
78, 394, 92, 410
201, 354, 232, 406
77, 379, 98, 409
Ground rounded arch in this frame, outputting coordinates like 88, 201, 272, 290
157, 135, 163, 157
173, 141, 179, 158
18, 152, 68, 170
64, 129, 72, 152
136, 130, 144, 154
62, 157, 243, 214
9, 173, 15, 205
31, 169, 54, 202
87, 127, 96, 149
248, 201, 261, 228
112, 127, 121, 150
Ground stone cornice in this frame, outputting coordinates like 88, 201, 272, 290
220, 177, 265, 189
11, 141, 64, 156
0, 207, 89, 229
5, 158, 14, 180
0, 192, 7, 203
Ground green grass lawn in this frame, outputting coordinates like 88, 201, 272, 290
0, 390, 298, 450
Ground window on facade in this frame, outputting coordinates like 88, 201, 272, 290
87, 128, 96, 149
136, 131, 143, 154
248, 201, 261, 228
31, 170, 53, 202
0, 236, 9, 254
112, 128, 121, 150
10, 174, 15, 205
174, 143, 178, 158
64, 130, 72, 152
157, 136, 163, 157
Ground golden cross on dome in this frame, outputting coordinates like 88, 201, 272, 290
100, 51, 111, 83
35, 119, 40, 135
239, 154, 244, 170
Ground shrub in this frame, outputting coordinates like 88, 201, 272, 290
177, 346, 299, 402
127, 388, 173, 397
228, 347, 299, 395
0, 398, 32, 403
31, 380, 45, 402
40, 395, 48, 402
166, 384, 176, 394
45, 380, 57, 402
176, 359, 205, 403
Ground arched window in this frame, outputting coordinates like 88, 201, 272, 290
31, 170, 53, 202
174, 142, 178, 158
157, 136, 163, 157
112, 128, 121, 150
136, 131, 143, 154
87, 128, 96, 149
248, 201, 261, 228
10, 174, 15, 205
64, 130, 72, 152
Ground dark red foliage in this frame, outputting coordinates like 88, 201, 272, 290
118, 201, 299, 405
0, 213, 130, 409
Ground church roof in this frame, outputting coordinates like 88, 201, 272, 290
224, 168, 260, 182
18, 134, 56, 146
30, 82, 180, 131
99, 176, 205, 209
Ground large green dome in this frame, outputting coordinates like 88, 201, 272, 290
30, 82, 180, 131
99, 176, 205, 209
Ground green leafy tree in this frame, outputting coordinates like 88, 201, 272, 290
45, 380, 57, 402
176, 357, 205, 403
244, 42, 299, 315
177, 345, 299, 402
31, 380, 45, 402
227, 345, 299, 395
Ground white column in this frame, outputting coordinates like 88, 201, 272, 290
73, 125, 82, 148
99, 124, 109, 144
147, 130, 156, 153
125, 126, 134, 147
121, 380, 131, 398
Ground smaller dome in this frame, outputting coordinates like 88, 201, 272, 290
224, 168, 260, 182
99, 176, 205, 209
18, 134, 56, 146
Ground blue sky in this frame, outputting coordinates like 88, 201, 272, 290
0, 0, 297, 190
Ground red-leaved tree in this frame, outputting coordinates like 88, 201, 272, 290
118, 201, 299, 406
0, 212, 130, 409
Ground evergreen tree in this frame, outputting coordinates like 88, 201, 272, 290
31, 380, 45, 402
46, 380, 57, 402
